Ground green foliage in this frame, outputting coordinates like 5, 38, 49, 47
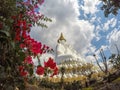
36, 16, 52, 28
109, 54, 120, 69
0, 0, 53, 89
39, 80, 61, 90
38, 80, 82, 90
82, 87, 93, 90
29, 67, 34, 76
36, 22, 48, 28
112, 77, 120, 83
101, 0, 120, 17
0, 0, 17, 18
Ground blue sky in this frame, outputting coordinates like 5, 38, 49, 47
31, 0, 120, 63
78, 0, 120, 61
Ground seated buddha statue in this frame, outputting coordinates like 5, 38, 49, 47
55, 33, 77, 64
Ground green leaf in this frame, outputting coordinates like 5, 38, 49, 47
18, 51, 25, 61
29, 64, 33, 68
29, 68, 33, 76
10, 41, 15, 49
0, 30, 10, 37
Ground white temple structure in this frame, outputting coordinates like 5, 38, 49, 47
55, 33, 86, 65
52, 33, 89, 82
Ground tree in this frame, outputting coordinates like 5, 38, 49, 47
101, 0, 120, 17
109, 45, 120, 69
93, 49, 109, 75
0, 0, 57, 89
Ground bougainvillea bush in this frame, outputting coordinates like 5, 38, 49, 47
0, 0, 58, 89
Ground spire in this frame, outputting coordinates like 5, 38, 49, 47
57, 33, 66, 43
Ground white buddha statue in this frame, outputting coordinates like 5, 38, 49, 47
54, 33, 88, 82
55, 33, 79, 64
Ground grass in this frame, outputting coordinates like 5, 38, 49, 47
82, 87, 93, 90
112, 77, 120, 83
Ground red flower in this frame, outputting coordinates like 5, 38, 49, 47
19, 66, 24, 71
36, 66, 44, 75
15, 34, 20, 41
53, 67, 58, 75
46, 46, 49, 49
20, 70, 28, 77
50, 67, 58, 77
11, 16, 16, 20
24, 56, 33, 64
44, 57, 56, 69
22, 31, 27, 38
28, 24, 32, 27
20, 43, 26, 48
19, 66, 28, 77
22, 35, 43, 55
30, 41, 42, 55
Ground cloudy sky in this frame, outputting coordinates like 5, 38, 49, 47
30, 0, 120, 63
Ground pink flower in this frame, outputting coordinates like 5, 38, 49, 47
38, 0, 44, 5
34, 4, 39, 8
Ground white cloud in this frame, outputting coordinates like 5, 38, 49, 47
100, 45, 108, 51
94, 25, 102, 41
111, 19, 117, 28
103, 18, 117, 31
85, 55, 96, 63
107, 28, 120, 54
90, 16, 97, 23
81, 0, 100, 14
30, 0, 96, 56
91, 17, 103, 42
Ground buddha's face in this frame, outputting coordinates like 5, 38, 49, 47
60, 40, 65, 44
